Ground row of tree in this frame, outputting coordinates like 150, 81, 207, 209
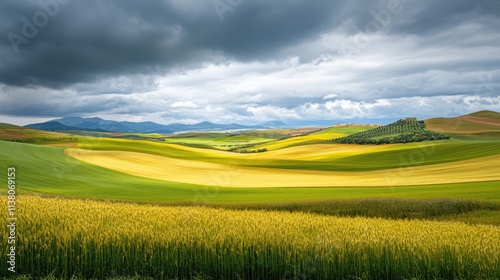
239, 148, 268, 153
8, 137, 78, 143
332, 120, 450, 145
227, 137, 290, 152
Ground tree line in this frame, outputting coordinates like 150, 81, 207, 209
332, 120, 450, 145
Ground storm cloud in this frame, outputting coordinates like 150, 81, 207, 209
0, 0, 499, 125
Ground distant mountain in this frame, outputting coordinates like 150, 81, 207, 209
25, 121, 82, 131
51, 117, 137, 132
26, 117, 267, 133
159, 121, 267, 133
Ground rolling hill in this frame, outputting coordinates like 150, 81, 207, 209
332, 119, 449, 144
425, 110, 500, 135
235, 125, 375, 152
0, 123, 76, 142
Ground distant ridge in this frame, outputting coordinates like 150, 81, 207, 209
464, 110, 500, 120
425, 110, 500, 134
262, 120, 288, 128
18, 110, 500, 134
25, 121, 84, 131
25, 117, 267, 133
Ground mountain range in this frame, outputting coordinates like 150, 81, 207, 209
22, 111, 500, 134
25, 117, 269, 133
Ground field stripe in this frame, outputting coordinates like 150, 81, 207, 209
65, 148, 500, 188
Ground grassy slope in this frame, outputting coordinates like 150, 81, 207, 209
465, 110, 500, 120
313, 140, 500, 171
1, 140, 500, 204
65, 148, 500, 187
425, 110, 500, 134
73, 137, 500, 172
164, 134, 275, 150
0, 124, 74, 140
0, 140, 205, 202
0, 123, 23, 129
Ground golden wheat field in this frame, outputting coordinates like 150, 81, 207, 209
65, 148, 500, 187
2, 195, 499, 279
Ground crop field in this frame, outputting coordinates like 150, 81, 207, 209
64, 148, 500, 187
161, 127, 346, 151
163, 132, 277, 150
1, 124, 500, 203
1, 196, 499, 279
1, 111, 500, 279
233, 125, 375, 151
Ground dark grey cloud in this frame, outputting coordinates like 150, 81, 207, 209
0, 0, 499, 125
0, 0, 351, 88
392, 0, 500, 35
0, 88, 132, 117
10, 0, 497, 89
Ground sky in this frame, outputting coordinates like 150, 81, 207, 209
0, 0, 499, 126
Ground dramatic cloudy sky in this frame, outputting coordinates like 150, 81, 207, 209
0, 0, 499, 125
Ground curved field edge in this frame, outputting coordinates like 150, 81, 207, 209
1, 140, 500, 204
64, 148, 500, 188
198, 198, 500, 226
72, 137, 500, 172
1, 195, 499, 279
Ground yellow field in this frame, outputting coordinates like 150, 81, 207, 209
65, 148, 500, 187
167, 142, 392, 161
3, 195, 499, 279
255, 143, 391, 160
249, 132, 346, 151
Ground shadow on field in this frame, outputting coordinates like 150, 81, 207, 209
191, 198, 500, 224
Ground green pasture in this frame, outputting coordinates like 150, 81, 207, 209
243, 125, 376, 151
72, 136, 500, 172
425, 110, 500, 134
426, 118, 500, 133
163, 132, 276, 150
0, 123, 24, 129
1, 140, 499, 205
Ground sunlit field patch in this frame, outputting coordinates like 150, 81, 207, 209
65, 148, 500, 187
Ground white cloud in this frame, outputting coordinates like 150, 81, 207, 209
323, 93, 338, 100
247, 106, 300, 121
171, 101, 198, 108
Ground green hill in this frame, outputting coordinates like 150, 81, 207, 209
230, 125, 375, 152
0, 123, 24, 129
466, 110, 500, 120
0, 122, 77, 143
425, 110, 500, 135
332, 119, 449, 145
